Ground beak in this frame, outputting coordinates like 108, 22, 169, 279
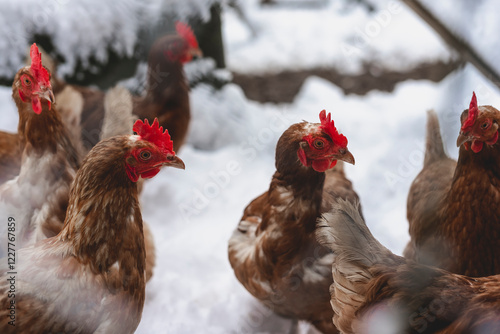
189, 47, 203, 59
456, 132, 473, 147
164, 155, 185, 170
335, 149, 355, 165
37, 86, 56, 104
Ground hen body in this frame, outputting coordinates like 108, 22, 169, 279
52, 24, 200, 154
317, 199, 500, 334
229, 113, 359, 333
0, 137, 145, 333
0, 125, 184, 333
0, 54, 79, 256
405, 102, 500, 276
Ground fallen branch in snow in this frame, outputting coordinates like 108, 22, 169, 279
401, 0, 500, 91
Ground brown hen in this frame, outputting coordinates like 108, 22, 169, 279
0, 44, 79, 256
405, 93, 500, 277
317, 199, 500, 334
0, 119, 184, 333
52, 21, 201, 154
228, 110, 359, 333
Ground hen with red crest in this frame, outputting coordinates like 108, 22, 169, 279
405, 92, 500, 276
0, 118, 184, 333
51, 21, 201, 154
317, 199, 500, 334
0, 43, 57, 185
0, 44, 79, 256
16, 44, 54, 115
131, 21, 201, 153
228, 110, 360, 333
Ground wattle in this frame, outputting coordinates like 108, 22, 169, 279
312, 159, 335, 172
126, 167, 139, 182
297, 148, 310, 167
140, 168, 161, 180
471, 140, 483, 153
486, 131, 499, 146
32, 97, 42, 114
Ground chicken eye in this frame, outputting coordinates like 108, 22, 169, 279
313, 139, 325, 149
23, 77, 31, 86
481, 121, 490, 130
140, 150, 151, 160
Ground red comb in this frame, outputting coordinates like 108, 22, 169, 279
462, 92, 478, 132
133, 118, 174, 153
319, 110, 348, 147
175, 21, 198, 49
29, 43, 51, 87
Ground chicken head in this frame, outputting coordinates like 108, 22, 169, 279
162, 21, 202, 63
125, 118, 185, 182
297, 109, 355, 172
457, 92, 500, 153
16, 43, 55, 114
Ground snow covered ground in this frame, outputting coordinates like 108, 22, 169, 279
135, 66, 500, 334
1, 0, 500, 333
224, 0, 453, 75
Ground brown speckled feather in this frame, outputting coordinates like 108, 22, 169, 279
229, 121, 360, 334
362, 264, 500, 334
322, 162, 363, 215
405, 108, 500, 276
43, 82, 158, 283
0, 136, 150, 333
317, 199, 500, 334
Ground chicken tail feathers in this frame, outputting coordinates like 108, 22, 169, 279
101, 86, 135, 140
143, 221, 156, 282
424, 109, 448, 166
316, 199, 397, 333
316, 199, 392, 269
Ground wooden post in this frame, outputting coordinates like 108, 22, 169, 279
401, 0, 500, 90
195, 3, 226, 68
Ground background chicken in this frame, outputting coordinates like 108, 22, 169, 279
405, 93, 500, 276
317, 199, 500, 334
0, 118, 184, 333
0, 44, 79, 255
228, 110, 359, 333
0, 45, 84, 187
0, 44, 59, 186
52, 21, 201, 154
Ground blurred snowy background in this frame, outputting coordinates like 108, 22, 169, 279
1, 0, 500, 333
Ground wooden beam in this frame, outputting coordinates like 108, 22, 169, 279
401, 0, 500, 90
